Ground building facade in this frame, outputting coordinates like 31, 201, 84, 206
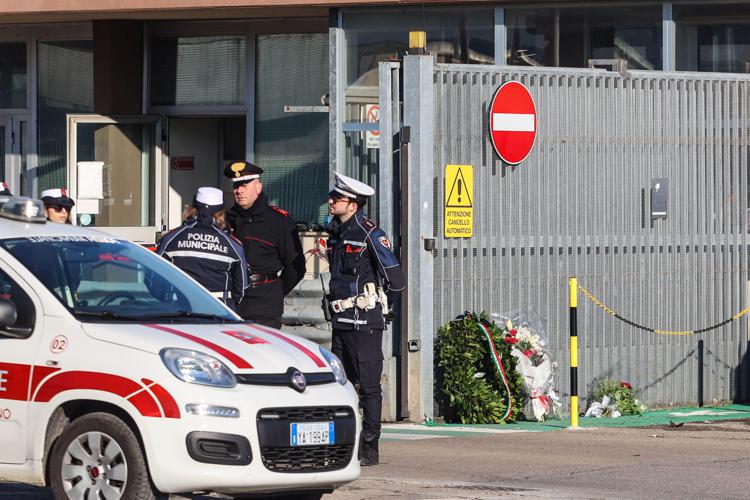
1, 0, 749, 419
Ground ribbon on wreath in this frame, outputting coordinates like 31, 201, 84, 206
477, 321, 513, 421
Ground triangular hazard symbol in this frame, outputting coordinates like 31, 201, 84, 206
445, 167, 473, 208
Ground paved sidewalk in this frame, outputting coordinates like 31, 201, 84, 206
381, 403, 750, 440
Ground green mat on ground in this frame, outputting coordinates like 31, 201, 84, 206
406, 404, 750, 433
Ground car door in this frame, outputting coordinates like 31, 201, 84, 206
0, 260, 44, 464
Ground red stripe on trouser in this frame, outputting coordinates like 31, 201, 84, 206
145, 324, 252, 369
245, 324, 327, 368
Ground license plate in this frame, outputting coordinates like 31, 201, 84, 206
290, 421, 335, 446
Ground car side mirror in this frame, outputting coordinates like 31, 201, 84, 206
0, 297, 17, 329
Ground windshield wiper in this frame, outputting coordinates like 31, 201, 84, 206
138, 311, 238, 323
74, 310, 133, 320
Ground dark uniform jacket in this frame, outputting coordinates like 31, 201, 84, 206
326, 209, 405, 331
156, 217, 248, 305
225, 192, 305, 321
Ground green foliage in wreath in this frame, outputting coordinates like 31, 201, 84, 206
437, 312, 525, 424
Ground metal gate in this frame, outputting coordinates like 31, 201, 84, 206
383, 57, 750, 417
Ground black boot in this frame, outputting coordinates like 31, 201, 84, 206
359, 438, 379, 466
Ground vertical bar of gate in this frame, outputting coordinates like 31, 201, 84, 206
378, 61, 397, 421
569, 276, 579, 428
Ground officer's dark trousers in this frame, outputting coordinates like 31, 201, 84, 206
237, 280, 284, 330
331, 328, 383, 442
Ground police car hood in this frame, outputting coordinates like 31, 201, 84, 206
81, 322, 333, 374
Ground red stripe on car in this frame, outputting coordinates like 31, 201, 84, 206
148, 383, 181, 418
0, 362, 31, 401
245, 324, 327, 368
145, 324, 252, 369
34, 371, 143, 403
29, 366, 61, 399
127, 390, 162, 417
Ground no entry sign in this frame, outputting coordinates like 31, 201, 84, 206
488, 81, 537, 165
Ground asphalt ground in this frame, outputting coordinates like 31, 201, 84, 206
3, 407, 750, 499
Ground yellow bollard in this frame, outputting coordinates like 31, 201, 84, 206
569, 277, 579, 428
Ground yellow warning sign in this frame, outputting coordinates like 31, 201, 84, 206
444, 164, 473, 238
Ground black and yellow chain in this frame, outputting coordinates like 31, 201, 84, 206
577, 284, 750, 336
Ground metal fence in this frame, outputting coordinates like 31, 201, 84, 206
430, 64, 750, 408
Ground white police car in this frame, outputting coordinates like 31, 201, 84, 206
0, 196, 360, 499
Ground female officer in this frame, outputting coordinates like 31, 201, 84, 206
156, 187, 248, 310
40, 188, 75, 224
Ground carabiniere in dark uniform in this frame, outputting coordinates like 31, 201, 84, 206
224, 161, 305, 329
325, 172, 404, 467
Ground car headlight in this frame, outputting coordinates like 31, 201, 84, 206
319, 346, 347, 385
160, 348, 236, 388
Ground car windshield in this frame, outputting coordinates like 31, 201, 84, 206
0, 235, 242, 323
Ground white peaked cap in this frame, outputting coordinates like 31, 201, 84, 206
195, 187, 224, 206
332, 172, 375, 198
41, 188, 67, 199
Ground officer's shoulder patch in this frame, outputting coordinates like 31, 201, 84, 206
360, 217, 376, 231
378, 235, 392, 249
270, 205, 289, 216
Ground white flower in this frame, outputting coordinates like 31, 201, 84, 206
473, 372, 485, 379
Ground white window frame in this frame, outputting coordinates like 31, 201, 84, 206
66, 113, 165, 243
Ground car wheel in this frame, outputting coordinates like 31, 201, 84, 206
49, 412, 155, 500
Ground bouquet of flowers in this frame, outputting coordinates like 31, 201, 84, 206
586, 379, 646, 417
493, 312, 561, 421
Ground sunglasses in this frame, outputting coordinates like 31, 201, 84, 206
48, 205, 69, 213
329, 197, 352, 204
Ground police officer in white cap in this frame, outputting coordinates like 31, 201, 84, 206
41, 188, 75, 224
325, 172, 405, 466
157, 187, 248, 309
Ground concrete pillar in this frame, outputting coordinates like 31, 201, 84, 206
402, 54, 434, 421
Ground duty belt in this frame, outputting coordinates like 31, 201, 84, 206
249, 273, 278, 286
330, 283, 379, 313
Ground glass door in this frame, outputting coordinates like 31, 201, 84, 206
67, 115, 165, 243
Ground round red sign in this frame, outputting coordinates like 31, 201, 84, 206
488, 81, 537, 165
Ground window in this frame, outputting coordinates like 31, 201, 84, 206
150, 36, 245, 106
0, 268, 35, 338
345, 6, 494, 93
506, 6, 662, 69
37, 40, 94, 193
0, 237, 240, 323
0, 42, 26, 109
255, 33, 329, 225
676, 4, 750, 73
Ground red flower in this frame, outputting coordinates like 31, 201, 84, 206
509, 329, 518, 336
523, 349, 534, 358
620, 381, 633, 390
